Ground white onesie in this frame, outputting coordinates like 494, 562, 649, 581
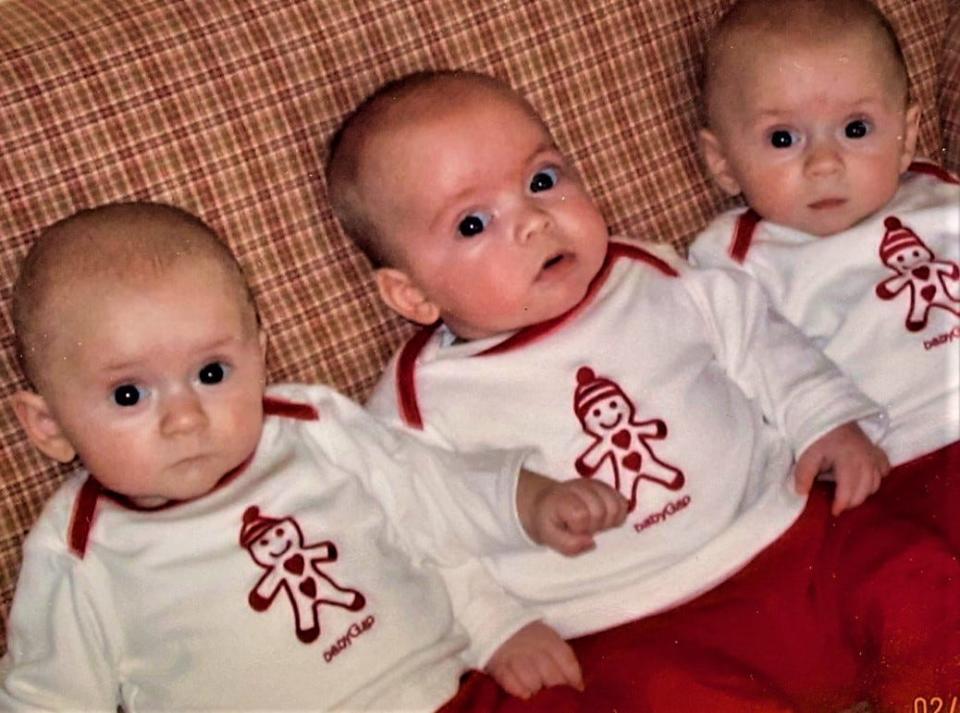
690, 161, 960, 466
369, 241, 885, 645
1, 383, 529, 712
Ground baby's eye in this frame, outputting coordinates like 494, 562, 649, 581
113, 384, 145, 407
198, 361, 229, 385
530, 168, 558, 193
769, 130, 799, 149
844, 119, 871, 139
457, 212, 490, 238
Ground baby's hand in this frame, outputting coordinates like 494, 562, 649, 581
517, 470, 628, 555
485, 621, 583, 699
794, 422, 890, 516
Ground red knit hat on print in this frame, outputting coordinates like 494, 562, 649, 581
240, 506, 281, 547
574, 367, 625, 420
879, 216, 925, 263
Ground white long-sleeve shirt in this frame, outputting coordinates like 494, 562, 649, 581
689, 161, 960, 466
0, 383, 530, 712
368, 240, 885, 644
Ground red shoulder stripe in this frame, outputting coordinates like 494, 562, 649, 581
396, 322, 441, 429
263, 396, 319, 421
729, 208, 761, 263
908, 160, 960, 185
68, 476, 104, 559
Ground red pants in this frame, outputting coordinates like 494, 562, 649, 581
442, 441, 960, 713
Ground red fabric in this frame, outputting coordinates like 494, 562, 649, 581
441, 441, 960, 713
729, 208, 762, 264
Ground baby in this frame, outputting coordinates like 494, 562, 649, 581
324, 70, 958, 707
0, 202, 627, 711
690, 0, 959, 473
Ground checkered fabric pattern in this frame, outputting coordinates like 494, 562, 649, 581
942, 9, 960, 170
0, 0, 956, 655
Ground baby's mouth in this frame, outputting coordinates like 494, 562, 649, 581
538, 252, 570, 277
808, 197, 847, 210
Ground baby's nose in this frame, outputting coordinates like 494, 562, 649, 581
516, 204, 552, 244
805, 141, 843, 176
160, 391, 208, 436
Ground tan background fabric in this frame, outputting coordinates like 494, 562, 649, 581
0, 0, 957, 654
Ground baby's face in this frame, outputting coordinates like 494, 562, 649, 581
363, 85, 609, 340
702, 30, 919, 236
35, 259, 266, 507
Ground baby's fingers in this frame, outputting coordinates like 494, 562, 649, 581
540, 504, 595, 555
548, 640, 584, 692
831, 472, 856, 516
793, 450, 822, 496
832, 463, 883, 516
497, 665, 538, 700
562, 482, 628, 533
592, 482, 629, 530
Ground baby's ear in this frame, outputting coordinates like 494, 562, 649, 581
699, 128, 742, 196
11, 390, 77, 463
375, 268, 441, 326
899, 102, 922, 173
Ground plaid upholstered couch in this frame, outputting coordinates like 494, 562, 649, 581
0, 0, 957, 664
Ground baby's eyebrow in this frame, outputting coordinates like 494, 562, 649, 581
99, 357, 146, 376
99, 335, 239, 375
752, 109, 791, 122
753, 95, 885, 123
526, 141, 561, 163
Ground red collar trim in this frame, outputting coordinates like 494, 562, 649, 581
729, 208, 761, 264
68, 477, 103, 558
263, 395, 320, 421
907, 160, 959, 185
396, 323, 441, 429
394, 242, 678, 429
68, 452, 257, 557
480, 242, 677, 355
66, 393, 321, 557
731, 161, 959, 259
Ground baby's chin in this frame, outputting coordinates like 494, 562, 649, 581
767, 207, 875, 238
804, 213, 874, 237
449, 305, 577, 341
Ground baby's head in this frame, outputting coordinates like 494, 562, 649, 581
12, 202, 267, 507
325, 70, 609, 340
699, 0, 920, 236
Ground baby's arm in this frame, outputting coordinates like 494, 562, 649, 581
516, 469, 628, 555
304, 387, 621, 697
686, 264, 887, 471
476, 473, 625, 698
794, 421, 890, 515
1, 510, 118, 710
485, 621, 583, 699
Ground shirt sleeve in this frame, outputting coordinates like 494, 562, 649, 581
368, 379, 549, 668
302, 385, 534, 565
297, 385, 547, 669
440, 560, 543, 669
0, 519, 119, 711
682, 264, 888, 455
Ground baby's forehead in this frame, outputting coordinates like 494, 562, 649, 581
709, 24, 904, 104
709, 1, 904, 84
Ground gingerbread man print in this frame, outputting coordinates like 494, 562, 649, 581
573, 367, 684, 512
240, 506, 365, 643
875, 216, 960, 331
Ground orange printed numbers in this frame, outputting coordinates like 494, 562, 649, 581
915, 697, 959, 713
